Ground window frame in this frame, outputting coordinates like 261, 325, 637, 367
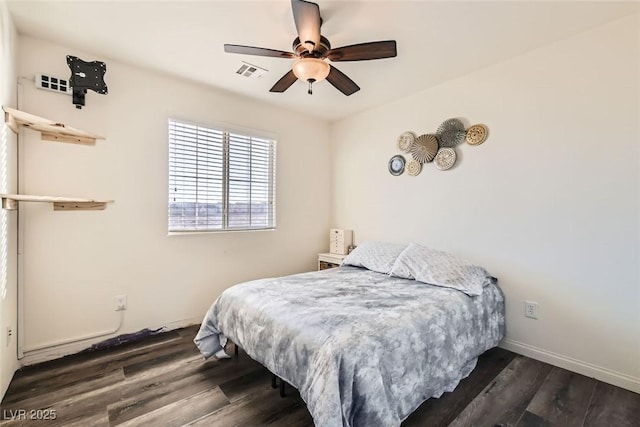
167, 117, 277, 234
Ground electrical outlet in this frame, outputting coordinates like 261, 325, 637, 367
6, 327, 12, 346
115, 295, 127, 311
35, 74, 72, 95
524, 301, 539, 319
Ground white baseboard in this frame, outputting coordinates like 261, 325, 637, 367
500, 338, 640, 394
19, 317, 202, 367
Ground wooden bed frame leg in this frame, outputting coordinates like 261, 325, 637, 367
271, 374, 278, 389
279, 378, 286, 397
234, 343, 239, 357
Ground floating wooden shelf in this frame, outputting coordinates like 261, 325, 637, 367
3, 106, 105, 145
0, 194, 113, 211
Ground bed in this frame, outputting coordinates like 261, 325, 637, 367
194, 242, 505, 427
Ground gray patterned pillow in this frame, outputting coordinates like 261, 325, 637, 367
341, 241, 408, 274
390, 243, 493, 296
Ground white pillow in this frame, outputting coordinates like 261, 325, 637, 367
341, 241, 408, 274
390, 243, 494, 296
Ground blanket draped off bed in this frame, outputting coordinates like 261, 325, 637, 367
194, 266, 505, 427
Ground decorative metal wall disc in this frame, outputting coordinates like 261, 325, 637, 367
437, 118, 465, 134
406, 160, 422, 176
397, 131, 416, 152
434, 147, 457, 170
388, 155, 406, 176
410, 134, 438, 163
436, 118, 466, 147
466, 124, 488, 145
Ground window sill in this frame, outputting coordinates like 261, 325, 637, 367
167, 228, 275, 236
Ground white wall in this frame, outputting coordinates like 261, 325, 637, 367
0, 0, 18, 397
16, 36, 331, 364
330, 14, 640, 392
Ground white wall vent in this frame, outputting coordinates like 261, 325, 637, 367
235, 62, 267, 79
35, 74, 72, 95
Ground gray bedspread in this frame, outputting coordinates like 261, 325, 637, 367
194, 266, 505, 427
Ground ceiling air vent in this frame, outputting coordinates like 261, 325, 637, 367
235, 62, 267, 79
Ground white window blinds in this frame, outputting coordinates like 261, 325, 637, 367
168, 119, 276, 232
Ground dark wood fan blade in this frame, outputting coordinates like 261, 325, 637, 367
326, 65, 360, 96
270, 70, 298, 93
327, 40, 397, 61
291, 0, 321, 53
224, 44, 295, 59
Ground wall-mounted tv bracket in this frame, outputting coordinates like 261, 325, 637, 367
66, 55, 108, 109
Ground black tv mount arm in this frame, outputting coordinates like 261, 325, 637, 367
66, 55, 108, 109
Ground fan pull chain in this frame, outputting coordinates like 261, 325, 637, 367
307, 79, 316, 95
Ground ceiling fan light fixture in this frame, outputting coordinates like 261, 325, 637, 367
292, 58, 330, 83
224, 0, 396, 96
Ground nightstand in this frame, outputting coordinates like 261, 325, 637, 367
317, 253, 348, 271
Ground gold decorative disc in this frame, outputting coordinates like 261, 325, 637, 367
397, 131, 416, 152
406, 160, 422, 176
410, 134, 438, 163
466, 124, 488, 145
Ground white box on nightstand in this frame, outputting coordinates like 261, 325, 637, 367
330, 229, 352, 255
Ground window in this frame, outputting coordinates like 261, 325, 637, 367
168, 119, 276, 232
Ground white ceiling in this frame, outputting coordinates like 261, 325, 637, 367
6, 1, 639, 122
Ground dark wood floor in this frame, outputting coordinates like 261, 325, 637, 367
1, 326, 638, 426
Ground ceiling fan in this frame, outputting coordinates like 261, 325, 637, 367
224, 0, 397, 96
